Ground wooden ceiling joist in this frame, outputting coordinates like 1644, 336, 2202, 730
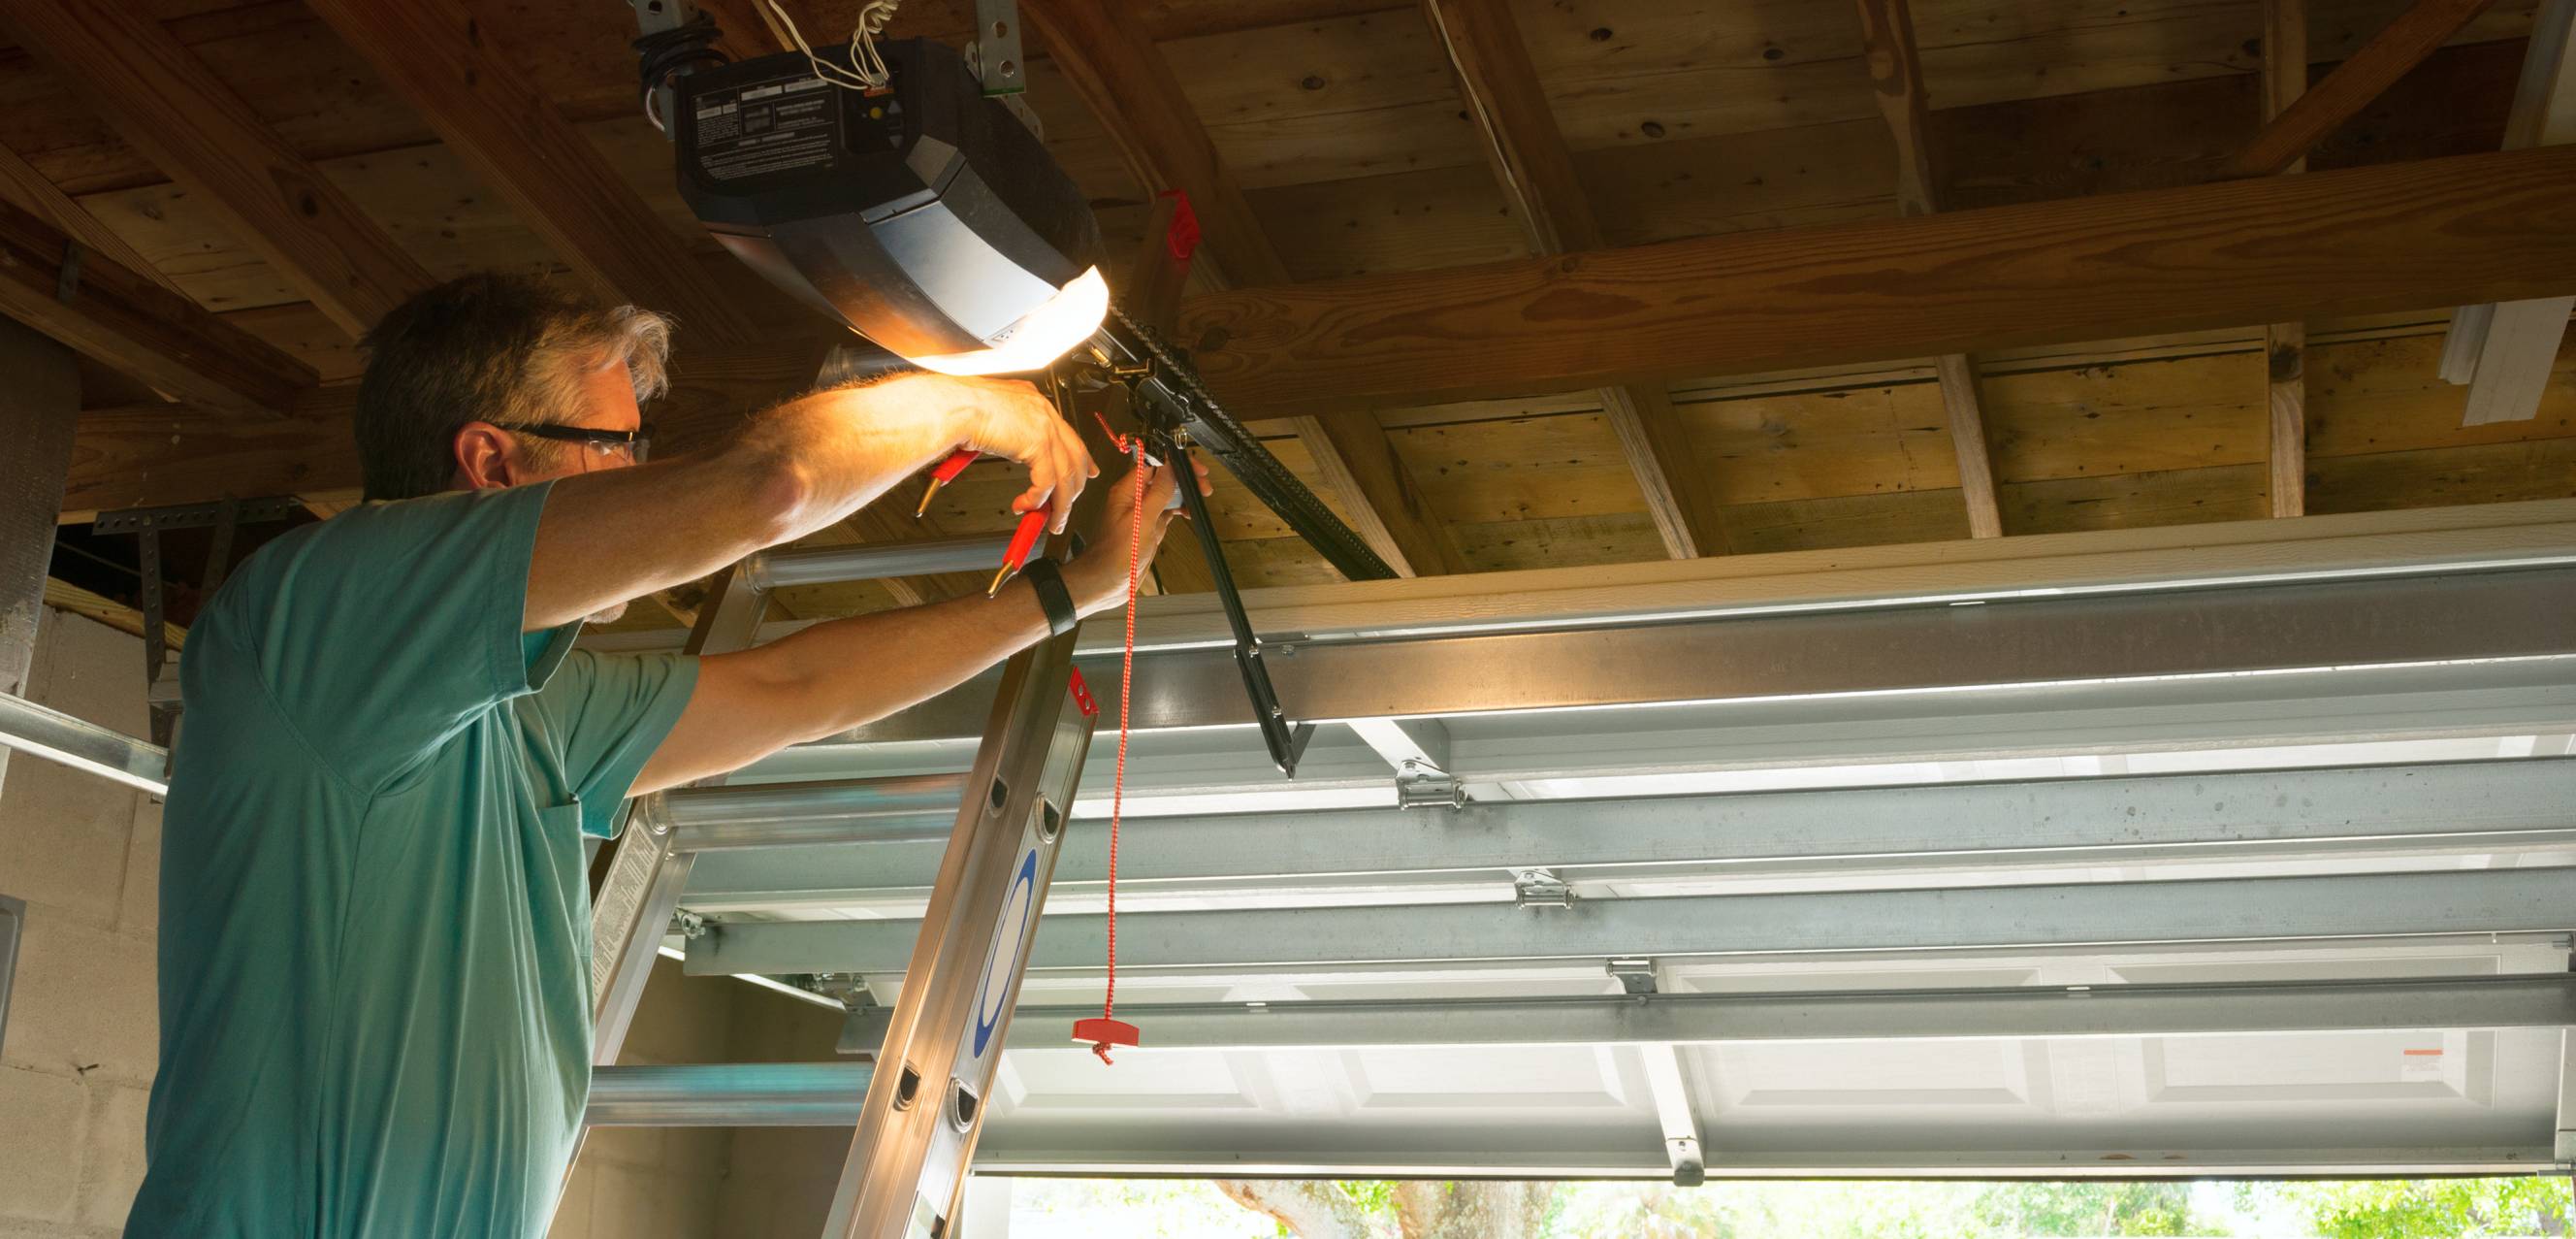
2262, 0, 2311, 518
1422, 0, 1726, 559
300, 0, 759, 345
2225, 0, 2499, 179
0, 0, 434, 339
1854, 0, 2004, 540
1177, 145, 2576, 417
0, 194, 313, 417
1027, 0, 1465, 577
0, 141, 186, 301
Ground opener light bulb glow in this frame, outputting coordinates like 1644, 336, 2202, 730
910, 267, 1110, 376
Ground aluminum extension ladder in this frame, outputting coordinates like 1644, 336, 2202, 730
574, 534, 1099, 1239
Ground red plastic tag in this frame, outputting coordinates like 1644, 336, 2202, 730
1067, 668, 1099, 717
1160, 189, 1202, 263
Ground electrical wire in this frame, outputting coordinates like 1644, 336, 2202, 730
763, 0, 901, 90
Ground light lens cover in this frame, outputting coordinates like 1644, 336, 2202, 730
909, 266, 1110, 376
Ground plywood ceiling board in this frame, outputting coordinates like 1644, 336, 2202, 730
1385, 411, 1647, 525
2308, 436, 2576, 511
1980, 352, 2271, 484
2001, 462, 2271, 535
1165, 10, 1491, 188
1717, 487, 1972, 556
1447, 511, 1666, 571
1252, 163, 1531, 282
2307, 333, 2576, 455
1580, 118, 1898, 248
1677, 384, 1958, 506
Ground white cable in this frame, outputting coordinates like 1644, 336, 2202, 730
763, 0, 900, 91
847, 0, 901, 88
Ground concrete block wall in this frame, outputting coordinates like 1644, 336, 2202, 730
554, 960, 854, 1238
552, 957, 738, 1239
713, 983, 860, 1235
0, 608, 853, 1237
0, 612, 162, 1237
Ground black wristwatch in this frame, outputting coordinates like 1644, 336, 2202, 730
1014, 557, 1081, 636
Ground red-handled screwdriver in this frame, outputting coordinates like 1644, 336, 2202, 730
919, 447, 1056, 598
987, 507, 1048, 597
916, 446, 982, 518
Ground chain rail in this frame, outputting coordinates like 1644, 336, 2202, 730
1102, 305, 1399, 583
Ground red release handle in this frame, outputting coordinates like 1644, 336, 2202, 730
1073, 1016, 1141, 1065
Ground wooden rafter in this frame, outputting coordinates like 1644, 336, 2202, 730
1, 0, 434, 339
1176, 145, 2576, 416
0, 141, 187, 300
1025, 0, 1465, 577
1422, 0, 1726, 559
0, 195, 314, 417
2225, 0, 2499, 178
1854, 0, 2004, 538
2262, 0, 2311, 518
301, 0, 758, 344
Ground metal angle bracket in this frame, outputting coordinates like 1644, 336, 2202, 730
1608, 958, 1658, 995
1514, 867, 1574, 910
98, 497, 300, 752
968, 0, 1026, 98
1395, 761, 1465, 810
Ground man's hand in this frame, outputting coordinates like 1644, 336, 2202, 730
878, 374, 1098, 534
1065, 453, 1216, 616
635, 451, 1215, 793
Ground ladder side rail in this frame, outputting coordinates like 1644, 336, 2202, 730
822, 626, 1097, 1239
588, 561, 773, 1062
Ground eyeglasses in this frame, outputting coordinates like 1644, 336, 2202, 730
489, 421, 654, 463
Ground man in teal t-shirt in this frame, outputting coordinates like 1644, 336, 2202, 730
128, 273, 1204, 1236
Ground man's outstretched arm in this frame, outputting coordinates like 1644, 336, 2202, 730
628, 456, 1205, 794
521, 372, 1098, 632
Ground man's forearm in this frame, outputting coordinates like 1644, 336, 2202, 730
628, 458, 1186, 795
527, 375, 1058, 630
765, 576, 1058, 739
630, 577, 1060, 793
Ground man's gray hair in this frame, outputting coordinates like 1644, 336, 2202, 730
354, 272, 674, 501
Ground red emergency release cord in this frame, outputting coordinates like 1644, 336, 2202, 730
1074, 423, 1150, 1064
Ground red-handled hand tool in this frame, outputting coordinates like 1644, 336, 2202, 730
916, 446, 982, 517
986, 507, 1048, 597
919, 447, 1053, 597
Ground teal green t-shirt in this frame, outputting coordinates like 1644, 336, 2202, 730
129, 483, 698, 1237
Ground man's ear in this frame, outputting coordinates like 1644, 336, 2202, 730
452, 422, 515, 490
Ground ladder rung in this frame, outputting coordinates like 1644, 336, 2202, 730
745, 535, 1014, 590
663, 774, 971, 852
586, 1062, 871, 1126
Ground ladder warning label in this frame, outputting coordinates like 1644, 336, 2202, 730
692, 75, 837, 181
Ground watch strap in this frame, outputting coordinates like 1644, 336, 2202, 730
1015, 557, 1080, 636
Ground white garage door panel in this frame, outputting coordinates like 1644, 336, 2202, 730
978, 1027, 2562, 1175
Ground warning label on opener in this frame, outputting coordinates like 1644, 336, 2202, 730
692, 74, 838, 180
